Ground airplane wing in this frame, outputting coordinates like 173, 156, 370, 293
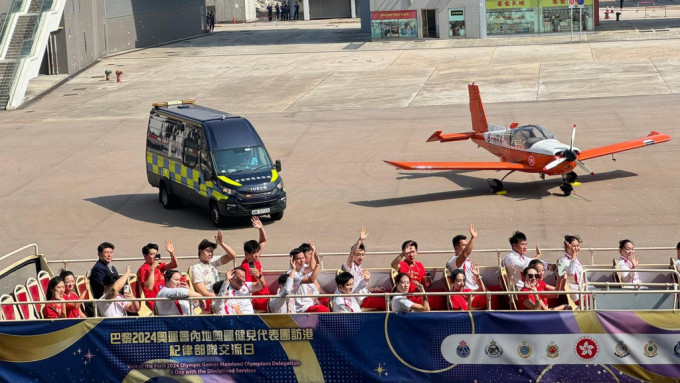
384, 160, 534, 171
578, 131, 671, 161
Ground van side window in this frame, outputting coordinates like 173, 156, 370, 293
147, 115, 165, 152
199, 134, 212, 179
165, 121, 184, 160
182, 124, 200, 167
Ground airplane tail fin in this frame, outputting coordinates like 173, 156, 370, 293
468, 83, 488, 133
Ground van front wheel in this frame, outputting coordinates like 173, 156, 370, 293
210, 201, 227, 227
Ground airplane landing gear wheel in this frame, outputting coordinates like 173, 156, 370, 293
560, 182, 573, 196
565, 171, 578, 184
487, 178, 506, 195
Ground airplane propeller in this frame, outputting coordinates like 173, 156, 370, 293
543, 125, 588, 172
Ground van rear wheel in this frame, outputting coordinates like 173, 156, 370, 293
160, 183, 180, 209
270, 211, 284, 221
209, 201, 227, 227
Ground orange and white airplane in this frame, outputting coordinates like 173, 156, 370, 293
385, 83, 671, 196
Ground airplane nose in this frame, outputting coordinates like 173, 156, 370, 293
562, 149, 577, 162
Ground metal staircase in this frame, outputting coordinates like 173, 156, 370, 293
0, 0, 63, 110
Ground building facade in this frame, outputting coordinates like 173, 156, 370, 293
367, 0, 595, 39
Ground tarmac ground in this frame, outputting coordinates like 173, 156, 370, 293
1, 11, 680, 274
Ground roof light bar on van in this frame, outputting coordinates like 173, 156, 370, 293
152, 99, 196, 107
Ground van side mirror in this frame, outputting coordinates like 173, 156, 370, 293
203, 170, 213, 180
275, 160, 281, 172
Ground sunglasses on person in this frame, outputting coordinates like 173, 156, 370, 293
526, 273, 539, 279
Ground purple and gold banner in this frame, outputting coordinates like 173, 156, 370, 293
1, 311, 680, 382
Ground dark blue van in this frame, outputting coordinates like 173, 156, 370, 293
146, 100, 286, 226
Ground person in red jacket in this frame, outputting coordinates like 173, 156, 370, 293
42, 277, 66, 319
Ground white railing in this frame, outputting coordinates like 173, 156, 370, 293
38, 246, 677, 273
6, 0, 66, 109
0, 0, 29, 59
4, 287, 679, 322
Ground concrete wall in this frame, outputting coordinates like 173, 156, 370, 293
51, 0, 205, 75
369, 0, 483, 38
309, 0, 351, 18
0, 0, 11, 13
104, 0, 205, 52
207, 0, 256, 23
59, 0, 106, 74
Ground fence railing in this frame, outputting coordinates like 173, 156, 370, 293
3, 285, 680, 322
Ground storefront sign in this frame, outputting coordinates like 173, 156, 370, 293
371, 10, 417, 20
449, 9, 466, 37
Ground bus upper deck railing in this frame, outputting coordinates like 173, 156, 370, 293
33, 246, 678, 273
3, 284, 679, 320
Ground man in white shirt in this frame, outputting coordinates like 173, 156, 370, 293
213, 267, 265, 315
290, 248, 329, 313
445, 224, 486, 308
341, 226, 386, 310
191, 230, 237, 308
504, 231, 542, 289
298, 240, 328, 307
269, 262, 296, 313
332, 271, 367, 312
156, 270, 203, 315
97, 266, 140, 317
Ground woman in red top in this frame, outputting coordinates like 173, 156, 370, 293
519, 267, 570, 310
518, 267, 548, 310
42, 276, 67, 319
59, 270, 87, 318
450, 264, 485, 310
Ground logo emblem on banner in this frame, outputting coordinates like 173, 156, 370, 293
485, 340, 503, 358
517, 342, 532, 359
643, 340, 658, 358
673, 341, 680, 358
575, 337, 599, 360
457, 340, 471, 358
614, 340, 630, 358
546, 342, 559, 358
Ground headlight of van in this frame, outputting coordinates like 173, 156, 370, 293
276, 180, 284, 190
223, 187, 237, 196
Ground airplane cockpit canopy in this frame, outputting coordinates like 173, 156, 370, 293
509, 125, 556, 149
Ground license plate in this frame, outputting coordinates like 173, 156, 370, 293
251, 208, 270, 215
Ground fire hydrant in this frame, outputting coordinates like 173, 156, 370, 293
604, 8, 610, 19
115, 70, 123, 82
105, 69, 112, 81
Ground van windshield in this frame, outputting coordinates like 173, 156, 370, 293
213, 146, 272, 175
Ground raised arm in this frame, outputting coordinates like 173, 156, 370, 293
252, 217, 267, 251
107, 266, 132, 300
409, 281, 430, 312
455, 224, 478, 268
143, 260, 158, 290
302, 251, 321, 284
165, 239, 179, 270
346, 226, 367, 270
391, 249, 406, 271
471, 261, 485, 292
215, 230, 237, 264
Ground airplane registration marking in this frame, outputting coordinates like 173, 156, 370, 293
486, 133, 504, 146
